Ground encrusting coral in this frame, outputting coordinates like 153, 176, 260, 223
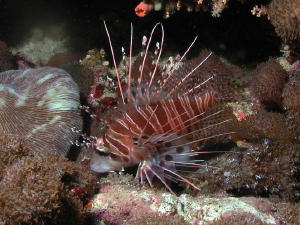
0, 133, 30, 180
0, 67, 82, 155
0, 151, 95, 225
192, 140, 300, 201
282, 70, 300, 141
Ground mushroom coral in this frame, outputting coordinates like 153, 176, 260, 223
0, 67, 82, 155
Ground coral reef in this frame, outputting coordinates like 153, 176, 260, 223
0, 67, 82, 155
1, 0, 300, 223
0, 151, 95, 225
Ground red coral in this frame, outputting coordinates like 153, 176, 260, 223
135, 1, 154, 17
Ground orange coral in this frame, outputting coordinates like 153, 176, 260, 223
135, 1, 154, 17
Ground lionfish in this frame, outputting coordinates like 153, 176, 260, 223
88, 22, 235, 193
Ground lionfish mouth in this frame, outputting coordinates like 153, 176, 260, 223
86, 21, 236, 193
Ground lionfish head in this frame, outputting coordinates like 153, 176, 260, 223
89, 150, 120, 173
89, 138, 125, 173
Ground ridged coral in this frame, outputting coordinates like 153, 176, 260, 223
0, 67, 82, 155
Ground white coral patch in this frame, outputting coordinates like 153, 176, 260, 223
30, 115, 62, 134
43, 87, 79, 111
37, 73, 56, 84
0, 85, 28, 107
0, 98, 5, 107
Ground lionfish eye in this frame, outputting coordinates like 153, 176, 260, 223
95, 148, 110, 156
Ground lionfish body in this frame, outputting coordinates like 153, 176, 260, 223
90, 23, 234, 193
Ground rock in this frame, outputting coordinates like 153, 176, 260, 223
86, 175, 279, 225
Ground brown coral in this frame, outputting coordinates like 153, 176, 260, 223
236, 109, 292, 144
266, 0, 300, 43
275, 201, 300, 225
193, 140, 300, 201
169, 49, 243, 102
249, 58, 288, 110
0, 133, 30, 180
282, 72, 300, 141
0, 152, 95, 225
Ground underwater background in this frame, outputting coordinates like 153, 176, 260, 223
0, 0, 300, 224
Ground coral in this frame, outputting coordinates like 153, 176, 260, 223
282, 71, 300, 141
135, 0, 242, 18
135, 1, 154, 17
86, 175, 280, 225
282, 72, 300, 111
193, 140, 300, 201
11, 26, 69, 64
0, 152, 95, 225
0, 67, 82, 155
174, 49, 243, 102
252, 0, 300, 61
275, 201, 300, 225
130, 214, 190, 225
249, 58, 288, 110
80, 49, 117, 110
265, 0, 300, 43
0, 133, 30, 180
211, 213, 270, 225
236, 109, 292, 144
